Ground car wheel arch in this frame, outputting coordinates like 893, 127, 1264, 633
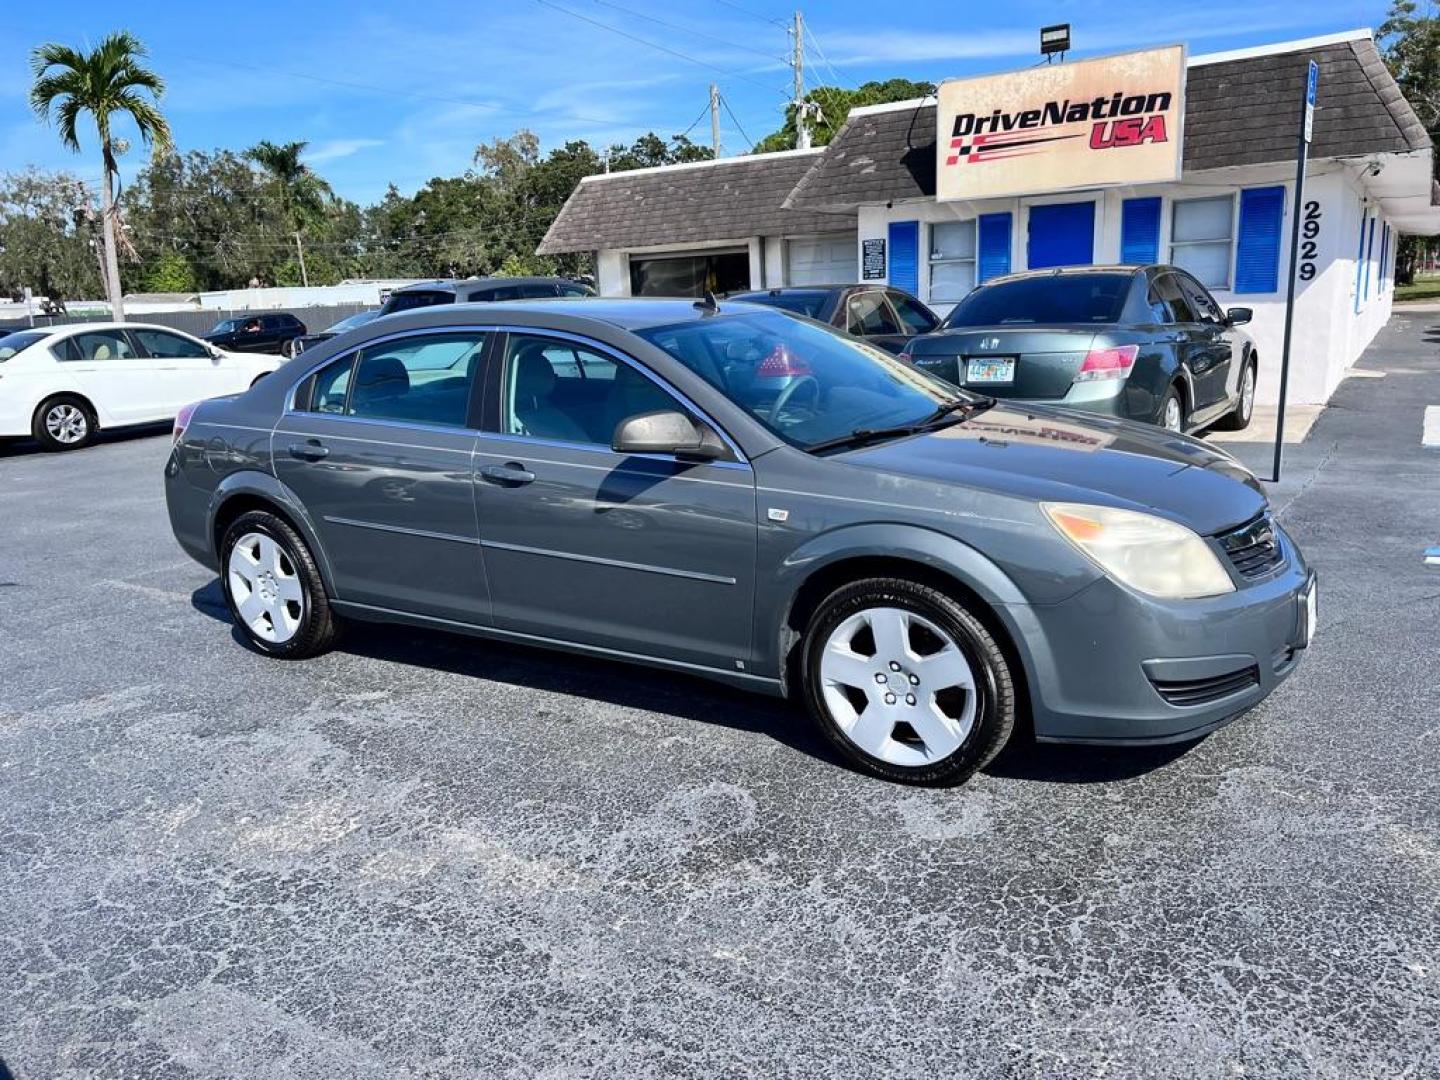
208, 473, 336, 595
771, 524, 1033, 702
33, 391, 100, 432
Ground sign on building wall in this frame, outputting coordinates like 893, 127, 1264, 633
862, 238, 886, 280
936, 45, 1185, 202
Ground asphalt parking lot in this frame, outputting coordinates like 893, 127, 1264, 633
2, 315, 1438, 1079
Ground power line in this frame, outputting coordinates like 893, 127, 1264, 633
805, 24, 853, 90
711, 0, 787, 26
582, 0, 786, 63
531, 0, 790, 99
718, 94, 756, 151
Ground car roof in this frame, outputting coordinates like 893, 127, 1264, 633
28, 321, 204, 336
374, 296, 781, 333
390, 276, 584, 296
980, 265, 1147, 286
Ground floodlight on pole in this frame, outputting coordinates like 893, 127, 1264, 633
1040, 23, 1070, 59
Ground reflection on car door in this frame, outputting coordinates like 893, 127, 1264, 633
60, 329, 163, 424
473, 331, 758, 672
1175, 272, 1236, 421
272, 331, 491, 623
1151, 273, 1214, 419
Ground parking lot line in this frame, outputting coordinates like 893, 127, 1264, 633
1426, 406, 1440, 447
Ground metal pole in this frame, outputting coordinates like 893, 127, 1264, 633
793, 11, 810, 150
710, 83, 722, 158
294, 231, 310, 288
1271, 59, 1317, 484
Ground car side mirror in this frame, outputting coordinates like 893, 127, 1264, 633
611, 410, 726, 462
1225, 307, 1253, 326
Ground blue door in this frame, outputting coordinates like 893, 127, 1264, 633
1027, 201, 1096, 269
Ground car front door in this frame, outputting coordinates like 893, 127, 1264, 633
845, 290, 910, 353
1174, 272, 1235, 421
472, 330, 758, 673
271, 329, 491, 624
131, 327, 230, 406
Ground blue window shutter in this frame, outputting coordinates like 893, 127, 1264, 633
1364, 216, 1376, 299
977, 213, 1012, 282
888, 220, 919, 295
1234, 186, 1285, 294
1120, 197, 1162, 264
1354, 209, 1368, 312
1027, 201, 1095, 269
1380, 223, 1390, 291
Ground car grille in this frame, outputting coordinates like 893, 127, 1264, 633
1150, 665, 1261, 707
1217, 514, 1285, 579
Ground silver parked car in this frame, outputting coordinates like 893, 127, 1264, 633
165, 299, 1316, 786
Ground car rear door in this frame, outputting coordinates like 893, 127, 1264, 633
471, 329, 758, 672
271, 329, 491, 624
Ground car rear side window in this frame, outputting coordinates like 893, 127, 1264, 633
298, 332, 486, 427
942, 274, 1131, 327
66, 330, 138, 361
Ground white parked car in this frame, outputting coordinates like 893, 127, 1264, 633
0, 322, 282, 451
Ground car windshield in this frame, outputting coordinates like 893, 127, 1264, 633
0, 330, 49, 361
942, 273, 1132, 327
381, 290, 454, 315
326, 311, 377, 333
731, 291, 830, 318
636, 310, 969, 452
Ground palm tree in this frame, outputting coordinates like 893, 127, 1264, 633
245, 140, 333, 286
30, 31, 171, 320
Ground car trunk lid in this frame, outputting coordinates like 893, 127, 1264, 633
904, 326, 1100, 400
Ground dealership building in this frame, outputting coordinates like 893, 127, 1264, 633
539, 29, 1440, 406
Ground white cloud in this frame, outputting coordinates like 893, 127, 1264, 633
304, 138, 384, 164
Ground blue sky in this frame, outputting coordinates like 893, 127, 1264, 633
3, 0, 1390, 205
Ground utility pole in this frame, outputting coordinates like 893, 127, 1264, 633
791, 10, 810, 149
710, 83, 722, 158
294, 231, 309, 288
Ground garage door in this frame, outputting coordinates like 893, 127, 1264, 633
786, 234, 855, 285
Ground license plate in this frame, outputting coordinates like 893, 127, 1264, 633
1298, 577, 1318, 647
965, 357, 1015, 384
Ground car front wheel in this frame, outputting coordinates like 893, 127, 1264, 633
801, 578, 1016, 786
220, 510, 338, 658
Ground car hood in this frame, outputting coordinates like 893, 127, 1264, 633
838, 403, 1266, 536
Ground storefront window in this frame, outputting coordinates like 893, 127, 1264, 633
629, 251, 750, 297
1170, 195, 1234, 289
929, 221, 977, 303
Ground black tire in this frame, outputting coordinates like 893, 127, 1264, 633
1158, 384, 1186, 433
1214, 356, 1257, 432
31, 394, 96, 452
219, 510, 338, 659
801, 577, 1016, 786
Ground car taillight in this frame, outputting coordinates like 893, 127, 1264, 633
173, 400, 200, 443
896, 349, 914, 364
1075, 344, 1139, 383
757, 343, 812, 377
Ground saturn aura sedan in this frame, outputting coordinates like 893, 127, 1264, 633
165, 298, 1315, 785
1, 322, 282, 451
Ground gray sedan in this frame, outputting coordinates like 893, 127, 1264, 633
165, 299, 1315, 786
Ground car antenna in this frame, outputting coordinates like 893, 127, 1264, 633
694, 290, 720, 314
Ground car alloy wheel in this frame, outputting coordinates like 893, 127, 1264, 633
1240, 365, 1256, 421
45, 403, 89, 445
1162, 394, 1184, 432
819, 606, 977, 767
227, 530, 305, 644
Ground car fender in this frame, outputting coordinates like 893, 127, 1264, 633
207, 469, 337, 592
764, 521, 1032, 686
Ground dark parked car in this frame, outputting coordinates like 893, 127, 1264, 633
167, 298, 1314, 787
898, 265, 1257, 434
204, 312, 307, 356
379, 277, 595, 316
288, 309, 382, 357
726, 285, 940, 354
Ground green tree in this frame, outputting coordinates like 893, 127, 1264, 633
1381, 1, 1440, 281
29, 30, 172, 319
140, 248, 195, 293
754, 78, 934, 153
0, 169, 102, 301
244, 140, 336, 286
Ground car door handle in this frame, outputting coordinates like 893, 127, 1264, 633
479, 463, 536, 486
287, 440, 330, 461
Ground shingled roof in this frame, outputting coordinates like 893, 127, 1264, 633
785, 32, 1432, 211
537, 149, 853, 255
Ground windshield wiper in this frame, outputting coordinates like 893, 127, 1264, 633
806, 395, 997, 454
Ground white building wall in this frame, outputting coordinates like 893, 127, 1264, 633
857, 162, 1400, 407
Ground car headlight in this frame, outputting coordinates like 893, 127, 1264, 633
1041, 502, 1235, 599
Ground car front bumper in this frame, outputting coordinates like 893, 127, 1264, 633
1000, 524, 1314, 745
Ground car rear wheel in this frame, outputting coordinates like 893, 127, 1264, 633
32, 395, 95, 451
220, 510, 337, 658
801, 578, 1015, 786
1215, 358, 1257, 431
1159, 386, 1186, 433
